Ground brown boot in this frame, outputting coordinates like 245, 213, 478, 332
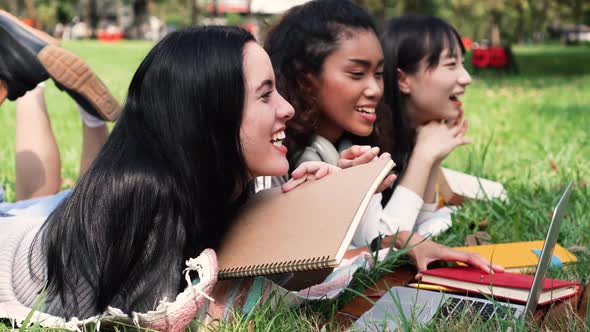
0, 11, 120, 121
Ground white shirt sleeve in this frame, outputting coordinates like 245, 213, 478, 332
351, 185, 424, 248
414, 192, 453, 237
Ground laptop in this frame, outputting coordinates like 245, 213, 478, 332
354, 181, 574, 331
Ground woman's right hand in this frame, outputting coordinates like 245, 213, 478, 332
383, 232, 504, 280
281, 161, 340, 192
338, 145, 396, 193
413, 119, 471, 163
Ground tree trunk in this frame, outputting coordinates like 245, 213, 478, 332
527, 0, 548, 42
132, 0, 150, 38
572, 0, 582, 25
489, 12, 501, 46
82, 0, 94, 35
24, 0, 37, 26
212, 0, 218, 17
9, 0, 20, 16
190, 0, 199, 25
514, 1, 525, 43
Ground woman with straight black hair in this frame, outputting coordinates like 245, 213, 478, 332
379, 15, 474, 240
0, 25, 336, 320
260, 0, 502, 278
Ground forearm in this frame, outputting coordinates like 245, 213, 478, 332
422, 163, 441, 204
398, 151, 435, 200
389, 230, 425, 249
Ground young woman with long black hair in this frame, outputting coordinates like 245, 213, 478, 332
261, 0, 502, 276
0, 25, 336, 320
377, 14, 481, 263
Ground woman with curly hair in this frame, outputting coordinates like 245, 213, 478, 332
261, 0, 503, 277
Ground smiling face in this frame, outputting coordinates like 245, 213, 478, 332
312, 29, 384, 143
240, 42, 295, 179
400, 44, 472, 126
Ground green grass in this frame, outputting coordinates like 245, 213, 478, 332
1, 42, 589, 331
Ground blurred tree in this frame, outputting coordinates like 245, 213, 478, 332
403, 0, 438, 14
190, 0, 199, 25
354, 0, 387, 22
82, 0, 97, 30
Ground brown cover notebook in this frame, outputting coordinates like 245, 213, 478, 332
217, 159, 395, 279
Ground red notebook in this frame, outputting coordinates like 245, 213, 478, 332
421, 267, 580, 305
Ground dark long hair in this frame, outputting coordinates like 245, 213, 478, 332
264, 0, 390, 167
35, 26, 255, 318
381, 14, 465, 178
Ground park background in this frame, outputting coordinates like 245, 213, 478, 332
0, 0, 590, 330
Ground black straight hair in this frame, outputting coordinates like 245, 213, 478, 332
381, 14, 465, 182
34, 26, 255, 318
264, 0, 390, 168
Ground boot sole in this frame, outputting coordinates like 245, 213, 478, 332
38, 45, 121, 121
0, 10, 60, 46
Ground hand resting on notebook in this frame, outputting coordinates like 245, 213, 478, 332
384, 232, 505, 279
337, 145, 397, 193
281, 161, 341, 192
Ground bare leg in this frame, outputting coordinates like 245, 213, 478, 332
15, 84, 61, 200
79, 122, 108, 175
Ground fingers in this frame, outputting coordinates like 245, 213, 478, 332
315, 163, 329, 179
338, 146, 379, 169
376, 173, 397, 193
379, 152, 392, 161
281, 175, 307, 192
282, 162, 340, 192
340, 145, 372, 160
466, 253, 504, 273
414, 256, 431, 273
290, 161, 324, 178
444, 250, 505, 274
448, 122, 463, 137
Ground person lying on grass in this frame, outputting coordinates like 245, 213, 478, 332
375, 14, 482, 272
0, 8, 119, 215
0, 25, 341, 320
257, 0, 502, 278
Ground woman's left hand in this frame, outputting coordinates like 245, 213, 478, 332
384, 232, 504, 279
281, 161, 340, 192
338, 145, 397, 193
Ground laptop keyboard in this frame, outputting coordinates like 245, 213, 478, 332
439, 297, 519, 321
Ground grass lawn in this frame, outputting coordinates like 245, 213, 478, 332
0, 42, 589, 331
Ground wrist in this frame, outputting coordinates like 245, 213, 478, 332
411, 149, 437, 167
393, 231, 413, 248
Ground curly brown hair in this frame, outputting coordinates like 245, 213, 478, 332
264, 0, 392, 169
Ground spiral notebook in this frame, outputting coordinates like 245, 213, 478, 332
217, 159, 395, 279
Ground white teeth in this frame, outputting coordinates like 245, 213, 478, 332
271, 131, 286, 144
356, 107, 375, 114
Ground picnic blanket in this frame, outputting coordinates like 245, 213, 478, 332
0, 248, 390, 331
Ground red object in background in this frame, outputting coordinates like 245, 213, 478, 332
489, 46, 508, 68
97, 30, 124, 42
21, 18, 34, 27
472, 46, 508, 69
461, 37, 473, 51
472, 47, 490, 68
